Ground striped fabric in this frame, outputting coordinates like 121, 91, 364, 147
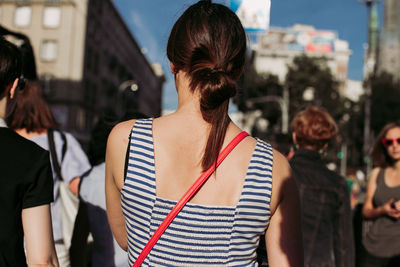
121, 119, 273, 266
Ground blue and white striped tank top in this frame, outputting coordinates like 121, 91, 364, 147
121, 119, 273, 266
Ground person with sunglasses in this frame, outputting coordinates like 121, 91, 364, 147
361, 121, 400, 267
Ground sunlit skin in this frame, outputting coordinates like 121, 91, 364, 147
363, 126, 400, 220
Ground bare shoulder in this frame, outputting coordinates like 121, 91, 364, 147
368, 167, 381, 184
107, 119, 136, 166
108, 119, 136, 148
243, 135, 257, 149
272, 148, 291, 180
106, 119, 136, 190
370, 167, 381, 177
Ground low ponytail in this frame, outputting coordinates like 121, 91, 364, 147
192, 68, 236, 170
201, 100, 231, 171
166, 0, 247, 171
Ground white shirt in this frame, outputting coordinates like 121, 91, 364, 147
30, 131, 91, 241
0, 118, 7, 128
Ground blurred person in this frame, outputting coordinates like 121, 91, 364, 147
273, 133, 293, 158
70, 112, 146, 267
6, 80, 91, 266
360, 121, 400, 267
346, 168, 361, 210
106, 1, 303, 266
0, 37, 58, 266
290, 106, 354, 267
75, 115, 142, 267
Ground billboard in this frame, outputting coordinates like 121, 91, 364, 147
229, 0, 271, 32
261, 27, 336, 54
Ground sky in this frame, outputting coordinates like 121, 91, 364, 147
113, 0, 380, 110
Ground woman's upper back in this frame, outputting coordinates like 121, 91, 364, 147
120, 118, 273, 265
152, 114, 258, 206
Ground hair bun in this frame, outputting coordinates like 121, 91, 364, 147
197, 67, 236, 111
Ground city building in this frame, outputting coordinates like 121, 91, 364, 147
252, 24, 352, 93
0, 0, 164, 141
378, 0, 400, 80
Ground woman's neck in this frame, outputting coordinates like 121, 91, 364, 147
15, 128, 47, 139
390, 160, 400, 172
175, 71, 203, 120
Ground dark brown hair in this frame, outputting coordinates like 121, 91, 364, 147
291, 106, 338, 150
167, 0, 246, 170
0, 37, 21, 97
370, 121, 400, 168
6, 80, 58, 132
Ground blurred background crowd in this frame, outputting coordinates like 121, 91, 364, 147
1, 0, 400, 266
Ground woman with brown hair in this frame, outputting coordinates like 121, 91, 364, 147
6, 80, 91, 266
289, 106, 354, 267
361, 121, 400, 267
106, 1, 303, 266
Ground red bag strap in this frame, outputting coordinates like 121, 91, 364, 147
133, 131, 249, 266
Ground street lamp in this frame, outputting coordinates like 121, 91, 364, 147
359, 0, 380, 176
246, 91, 289, 134
117, 80, 139, 119
119, 80, 139, 93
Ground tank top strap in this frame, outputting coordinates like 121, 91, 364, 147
124, 119, 154, 181
121, 118, 157, 263
230, 139, 273, 253
376, 168, 385, 187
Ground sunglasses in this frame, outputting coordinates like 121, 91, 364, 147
382, 138, 400, 147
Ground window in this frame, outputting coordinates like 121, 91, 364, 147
40, 40, 58, 61
14, 6, 31, 27
43, 7, 61, 28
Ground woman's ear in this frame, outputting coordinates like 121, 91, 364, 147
8, 78, 19, 99
170, 62, 178, 74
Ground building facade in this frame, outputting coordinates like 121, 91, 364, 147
0, 0, 164, 141
253, 24, 352, 93
378, 0, 400, 80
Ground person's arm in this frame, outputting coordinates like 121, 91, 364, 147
105, 120, 135, 251
61, 133, 91, 195
68, 177, 81, 196
265, 149, 304, 267
362, 167, 400, 219
22, 204, 59, 267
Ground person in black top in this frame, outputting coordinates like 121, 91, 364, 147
0, 37, 58, 266
290, 106, 354, 267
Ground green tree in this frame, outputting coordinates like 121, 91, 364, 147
285, 54, 344, 121
236, 63, 283, 129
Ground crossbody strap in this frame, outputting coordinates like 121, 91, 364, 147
133, 131, 249, 266
48, 129, 67, 181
